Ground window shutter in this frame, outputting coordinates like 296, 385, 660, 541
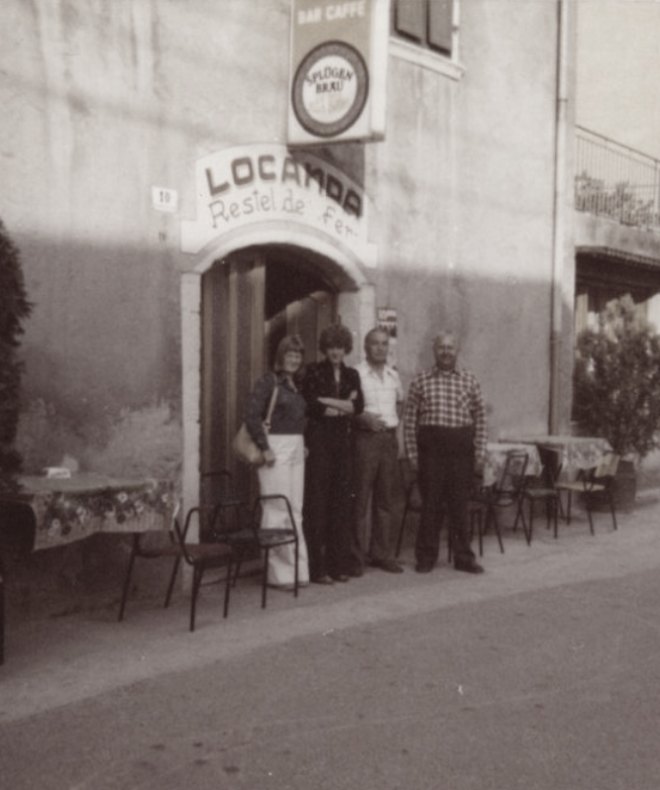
429, 0, 453, 54
394, 0, 425, 43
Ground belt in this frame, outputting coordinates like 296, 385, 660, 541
357, 427, 397, 435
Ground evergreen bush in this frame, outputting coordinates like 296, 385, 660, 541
573, 295, 660, 460
0, 218, 31, 492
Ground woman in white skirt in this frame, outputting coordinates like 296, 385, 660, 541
245, 334, 309, 589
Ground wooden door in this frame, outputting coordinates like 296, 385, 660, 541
200, 248, 337, 517
201, 250, 266, 506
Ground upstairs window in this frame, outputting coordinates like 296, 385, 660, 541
392, 0, 454, 57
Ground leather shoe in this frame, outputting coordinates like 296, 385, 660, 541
454, 558, 484, 574
347, 566, 364, 578
415, 562, 434, 573
370, 558, 404, 574
311, 575, 334, 585
331, 573, 350, 583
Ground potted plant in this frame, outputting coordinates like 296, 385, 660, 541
572, 294, 660, 510
0, 218, 31, 494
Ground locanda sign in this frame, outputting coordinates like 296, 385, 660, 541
181, 145, 369, 255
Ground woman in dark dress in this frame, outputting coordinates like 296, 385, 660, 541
302, 324, 364, 584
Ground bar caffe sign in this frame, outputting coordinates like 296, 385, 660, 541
180, 144, 369, 254
288, 0, 389, 144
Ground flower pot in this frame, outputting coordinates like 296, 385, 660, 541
590, 458, 636, 513
612, 458, 637, 512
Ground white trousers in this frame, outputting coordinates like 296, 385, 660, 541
257, 434, 309, 586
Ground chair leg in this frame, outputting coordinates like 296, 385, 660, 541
261, 549, 269, 609
396, 499, 410, 558
294, 537, 299, 598
118, 536, 139, 621
512, 499, 523, 533
585, 495, 595, 536
608, 490, 618, 531
565, 490, 573, 525
494, 512, 504, 554
514, 498, 530, 545
164, 555, 182, 608
223, 557, 233, 619
521, 499, 532, 546
556, 493, 566, 523
190, 566, 203, 632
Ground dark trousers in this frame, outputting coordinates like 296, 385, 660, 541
303, 421, 353, 579
351, 429, 398, 569
416, 425, 476, 566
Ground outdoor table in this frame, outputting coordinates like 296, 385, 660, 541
482, 442, 543, 488
0, 474, 177, 665
0, 474, 176, 552
499, 434, 613, 482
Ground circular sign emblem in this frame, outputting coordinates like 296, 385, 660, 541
292, 41, 369, 138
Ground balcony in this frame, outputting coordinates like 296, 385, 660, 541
575, 126, 660, 232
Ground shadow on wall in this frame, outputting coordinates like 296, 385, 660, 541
16, 399, 182, 480
12, 231, 182, 479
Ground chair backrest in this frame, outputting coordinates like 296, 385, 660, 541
251, 494, 298, 535
495, 450, 529, 502
172, 506, 201, 565
594, 452, 620, 480
202, 470, 248, 537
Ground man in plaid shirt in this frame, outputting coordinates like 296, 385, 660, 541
403, 331, 486, 574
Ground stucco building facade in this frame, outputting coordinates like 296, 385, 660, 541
0, 0, 577, 601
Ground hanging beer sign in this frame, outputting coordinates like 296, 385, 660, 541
288, 0, 389, 145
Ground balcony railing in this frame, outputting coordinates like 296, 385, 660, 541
575, 126, 660, 231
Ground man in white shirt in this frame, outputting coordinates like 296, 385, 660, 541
350, 327, 405, 575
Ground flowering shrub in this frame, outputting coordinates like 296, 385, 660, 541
574, 172, 658, 229
573, 295, 660, 459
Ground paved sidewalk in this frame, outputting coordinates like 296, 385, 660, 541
2, 489, 660, 724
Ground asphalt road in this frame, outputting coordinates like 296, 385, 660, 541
3, 563, 660, 789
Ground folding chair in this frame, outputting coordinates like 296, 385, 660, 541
556, 453, 620, 535
224, 494, 301, 609
471, 450, 529, 554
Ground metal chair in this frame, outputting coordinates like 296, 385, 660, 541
216, 493, 301, 609
515, 462, 563, 543
471, 450, 529, 554
201, 470, 248, 537
118, 505, 234, 632
555, 453, 620, 535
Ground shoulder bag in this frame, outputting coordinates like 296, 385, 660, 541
232, 375, 279, 466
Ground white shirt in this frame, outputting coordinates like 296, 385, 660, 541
356, 361, 404, 429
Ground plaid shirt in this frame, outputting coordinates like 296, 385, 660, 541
403, 365, 487, 465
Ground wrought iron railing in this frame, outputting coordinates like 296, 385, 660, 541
575, 126, 660, 231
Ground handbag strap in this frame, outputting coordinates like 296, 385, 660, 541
263, 373, 279, 430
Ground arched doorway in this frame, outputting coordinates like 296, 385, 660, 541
199, 244, 347, 505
